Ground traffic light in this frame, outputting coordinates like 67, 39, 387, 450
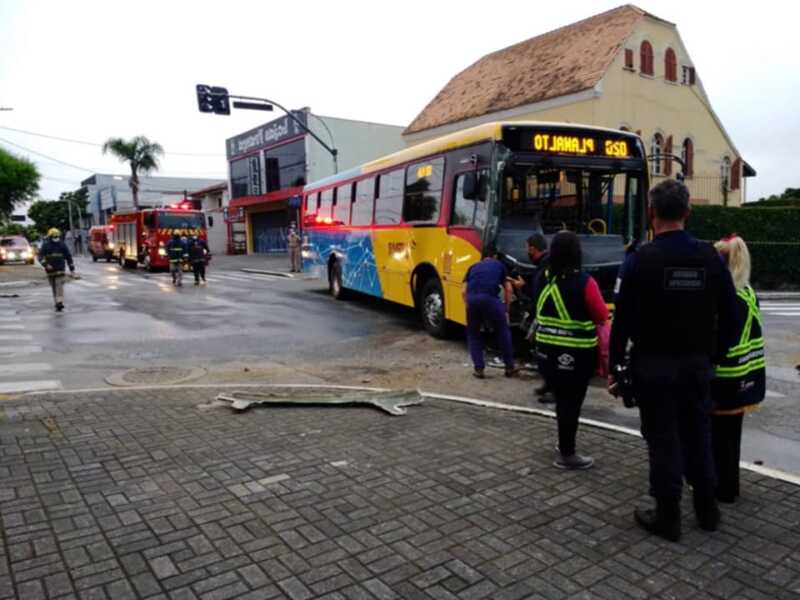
195, 85, 230, 115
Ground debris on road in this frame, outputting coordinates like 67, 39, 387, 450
214, 386, 422, 415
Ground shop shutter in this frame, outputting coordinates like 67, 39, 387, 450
730, 158, 742, 190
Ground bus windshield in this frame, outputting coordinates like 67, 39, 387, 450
496, 163, 644, 268
157, 212, 205, 229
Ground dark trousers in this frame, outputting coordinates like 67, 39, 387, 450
711, 412, 744, 501
192, 261, 206, 283
552, 378, 590, 456
466, 294, 514, 370
636, 355, 716, 501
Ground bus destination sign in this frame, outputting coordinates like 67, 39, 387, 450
503, 127, 637, 159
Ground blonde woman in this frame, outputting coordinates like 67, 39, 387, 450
712, 235, 766, 503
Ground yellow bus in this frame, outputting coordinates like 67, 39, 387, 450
302, 121, 648, 336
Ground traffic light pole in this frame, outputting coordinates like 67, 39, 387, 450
229, 94, 338, 174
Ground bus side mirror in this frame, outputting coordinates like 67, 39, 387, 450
462, 172, 479, 200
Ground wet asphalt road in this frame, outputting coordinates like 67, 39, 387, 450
0, 256, 420, 390
1, 256, 799, 475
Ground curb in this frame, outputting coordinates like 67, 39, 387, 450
418, 390, 800, 488
12, 383, 800, 488
240, 268, 294, 279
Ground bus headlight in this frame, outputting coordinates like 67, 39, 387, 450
158, 248, 167, 257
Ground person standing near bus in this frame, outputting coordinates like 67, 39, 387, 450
511, 233, 554, 403
37, 228, 76, 312
531, 231, 608, 470
462, 245, 517, 379
167, 234, 187, 287
711, 235, 765, 504
609, 179, 737, 542
287, 224, 301, 273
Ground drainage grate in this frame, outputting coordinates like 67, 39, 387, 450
106, 366, 207, 386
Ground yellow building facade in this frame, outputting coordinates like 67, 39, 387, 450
404, 5, 753, 205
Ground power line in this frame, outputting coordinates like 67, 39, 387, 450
0, 136, 97, 172
0, 125, 225, 157
0, 137, 226, 181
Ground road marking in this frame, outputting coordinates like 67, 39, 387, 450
769, 312, 800, 317
0, 333, 34, 341
72, 280, 99, 288
760, 303, 800, 308
766, 390, 786, 398
0, 380, 61, 393
0, 346, 42, 355
0, 324, 24, 330
211, 273, 282, 283
0, 363, 52, 376
0, 316, 20, 322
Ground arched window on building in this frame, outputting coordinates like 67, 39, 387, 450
665, 48, 677, 82
651, 133, 664, 175
640, 40, 654, 76
681, 138, 694, 177
721, 156, 732, 189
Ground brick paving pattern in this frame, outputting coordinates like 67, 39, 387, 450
1, 388, 799, 599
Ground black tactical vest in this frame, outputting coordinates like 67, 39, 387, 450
632, 239, 722, 357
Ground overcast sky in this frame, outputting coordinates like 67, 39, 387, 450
1, 0, 797, 202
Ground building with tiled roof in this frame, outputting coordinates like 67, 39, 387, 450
404, 5, 754, 205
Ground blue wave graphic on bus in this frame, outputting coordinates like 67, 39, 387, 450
304, 230, 383, 297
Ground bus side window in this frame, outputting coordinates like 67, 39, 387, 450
319, 189, 333, 218
351, 178, 375, 225
335, 184, 352, 224
143, 213, 155, 228
375, 169, 404, 225
451, 171, 488, 231
403, 157, 444, 224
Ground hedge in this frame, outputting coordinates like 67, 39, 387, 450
589, 205, 797, 289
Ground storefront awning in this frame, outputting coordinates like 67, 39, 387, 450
229, 186, 304, 210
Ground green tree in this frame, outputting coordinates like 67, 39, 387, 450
0, 223, 38, 242
0, 147, 40, 218
27, 189, 89, 235
102, 136, 164, 210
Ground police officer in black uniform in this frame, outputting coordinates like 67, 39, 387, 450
609, 179, 737, 542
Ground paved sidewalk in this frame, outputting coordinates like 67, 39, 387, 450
1, 387, 799, 600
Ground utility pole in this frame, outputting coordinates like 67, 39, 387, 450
65, 195, 76, 254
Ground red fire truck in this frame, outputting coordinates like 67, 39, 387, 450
110, 204, 207, 271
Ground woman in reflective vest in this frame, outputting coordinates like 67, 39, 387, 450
711, 235, 765, 503
531, 231, 609, 470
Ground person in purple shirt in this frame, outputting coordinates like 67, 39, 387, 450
462, 246, 517, 378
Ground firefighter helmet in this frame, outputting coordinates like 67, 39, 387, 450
47, 227, 61, 238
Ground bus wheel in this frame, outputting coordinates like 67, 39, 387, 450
91, 253, 98, 263
328, 260, 346, 300
420, 278, 449, 338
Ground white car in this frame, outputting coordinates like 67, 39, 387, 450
0, 236, 35, 265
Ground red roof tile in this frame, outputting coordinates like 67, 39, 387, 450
405, 5, 646, 135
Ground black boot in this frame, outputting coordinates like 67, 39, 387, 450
634, 498, 681, 542
693, 494, 720, 532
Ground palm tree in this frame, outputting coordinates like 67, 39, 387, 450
102, 136, 164, 211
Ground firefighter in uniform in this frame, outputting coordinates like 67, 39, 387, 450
711, 235, 765, 503
38, 228, 76, 312
167, 234, 187, 287
530, 231, 608, 470
287, 225, 301, 273
188, 236, 209, 286
609, 179, 737, 542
